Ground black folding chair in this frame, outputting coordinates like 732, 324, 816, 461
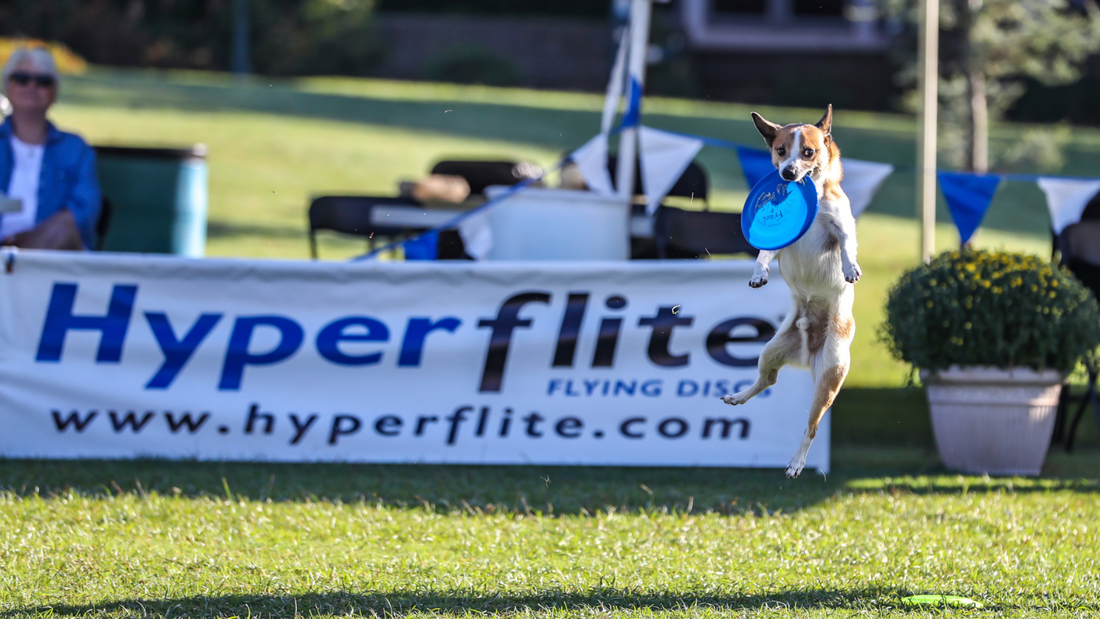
600, 157, 714, 259
94, 196, 111, 251
429, 160, 535, 196
651, 206, 760, 260
662, 161, 709, 206
307, 196, 418, 259
605, 156, 709, 206
1052, 197, 1100, 451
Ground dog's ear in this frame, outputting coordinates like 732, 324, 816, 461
815, 104, 833, 142
751, 112, 781, 147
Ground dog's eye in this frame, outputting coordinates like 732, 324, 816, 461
776, 148, 786, 156
803, 149, 815, 157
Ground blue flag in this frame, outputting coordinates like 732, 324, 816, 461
736, 146, 774, 190
403, 231, 439, 261
938, 172, 1001, 245
621, 78, 643, 129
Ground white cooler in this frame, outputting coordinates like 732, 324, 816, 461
482, 187, 631, 261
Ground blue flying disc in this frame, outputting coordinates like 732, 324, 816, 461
741, 170, 819, 251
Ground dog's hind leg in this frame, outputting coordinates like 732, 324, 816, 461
722, 315, 801, 406
785, 313, 854, 478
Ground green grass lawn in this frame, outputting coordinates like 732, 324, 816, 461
1, 453, 1098, 618
3, 69, 1097, 619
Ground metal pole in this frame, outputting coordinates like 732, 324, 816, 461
615, 0, 653, 202
917, 0, 939, 263
232, 0, 251, 74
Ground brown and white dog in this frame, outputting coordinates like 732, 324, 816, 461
722, 105, 861, 478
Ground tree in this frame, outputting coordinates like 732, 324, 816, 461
0, 0, 384, 77
884, 0, 1100, 172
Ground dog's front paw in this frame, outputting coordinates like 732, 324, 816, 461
844, 262, 862, 284
749, 274, 769, 288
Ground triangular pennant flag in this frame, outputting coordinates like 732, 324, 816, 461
403, 230, 439, 261
458, 211, 493, 260
938, 172, 1001, 245
736, 146, 774, 189
1037, 177, 1100, 234
840, 158, 893, 218
569, 134, 615, 196
639, 126, 704, 215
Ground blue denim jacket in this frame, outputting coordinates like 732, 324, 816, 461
0, 117, 101, 249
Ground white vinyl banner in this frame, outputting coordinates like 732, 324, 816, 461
0, 250, 828, 471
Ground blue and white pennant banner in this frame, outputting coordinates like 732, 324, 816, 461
935, 172, 1100, 245
368, 131, 1100, 260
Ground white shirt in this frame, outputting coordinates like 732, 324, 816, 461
1, 135, 45, 239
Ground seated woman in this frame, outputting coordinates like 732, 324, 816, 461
0, 47, 101, 250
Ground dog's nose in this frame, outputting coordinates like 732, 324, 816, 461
780, 167, 798, 181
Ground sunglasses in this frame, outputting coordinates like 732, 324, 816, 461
8, 72, 56, 88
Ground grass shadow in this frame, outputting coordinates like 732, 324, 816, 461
1, 447, 1095, 516
1, 586, 1007, 617
63, 71, 608, 157
206, 221, 310, 240
832, 386, 934, 448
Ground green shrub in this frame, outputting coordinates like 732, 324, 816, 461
253, 0, 385, 76
880, 250, 1100, 374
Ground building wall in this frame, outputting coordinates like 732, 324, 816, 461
372, 13, 614, 91
691, 51, 897, 110
372, 12, 897, 111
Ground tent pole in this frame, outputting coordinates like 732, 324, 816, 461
917, 0, 939, 263
615, 0, 653, 203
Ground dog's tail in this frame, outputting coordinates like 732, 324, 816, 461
796, 317, 811, 366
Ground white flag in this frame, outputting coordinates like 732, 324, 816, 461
638, 126, 704, 215
458, 211, 493, 260
1037, 177, 1100, 234
569, 134, 615, 197
840, 157, 894, 218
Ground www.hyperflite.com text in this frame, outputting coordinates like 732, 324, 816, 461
49, 401, 754, 446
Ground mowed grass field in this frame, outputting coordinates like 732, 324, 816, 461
1, 69, 1098, 618
1, 454, 1098, 618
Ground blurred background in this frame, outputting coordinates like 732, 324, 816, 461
7, 0, 1100, 121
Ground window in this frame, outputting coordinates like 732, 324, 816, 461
680, 0, 887, 52
713, 0, 768, 14
794, 0, 844, 17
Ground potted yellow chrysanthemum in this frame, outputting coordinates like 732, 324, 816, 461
881, 250, 1100, 475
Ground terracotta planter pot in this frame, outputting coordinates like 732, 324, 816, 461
921, 366, 1063, 476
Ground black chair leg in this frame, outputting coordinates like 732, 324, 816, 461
1065, 368, 1099, 453
1093, 381, 1100, 448
309, 231, 318, 260
1053, 384, 1069, 444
